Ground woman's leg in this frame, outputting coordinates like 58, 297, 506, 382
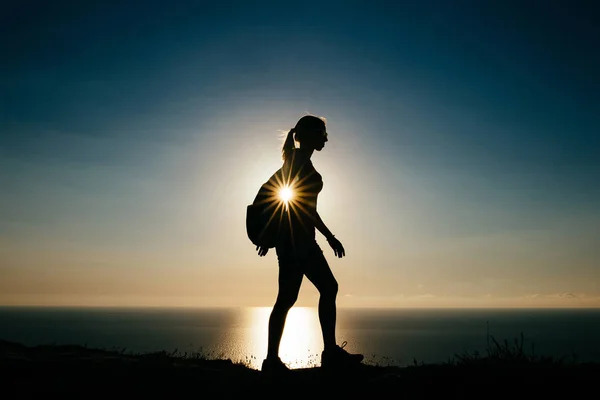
266, 262, 303, 360
303, 247, 339, 351
304, 245, 363, 367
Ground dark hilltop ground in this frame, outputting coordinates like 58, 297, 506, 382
1, 337, 599, 399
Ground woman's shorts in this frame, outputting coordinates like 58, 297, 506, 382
275, 240, 326, 273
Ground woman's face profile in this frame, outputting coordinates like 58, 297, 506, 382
312, 128, 328, 151
296, 124, 328, 151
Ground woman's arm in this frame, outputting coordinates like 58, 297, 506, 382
315, 211, 345, 258
315, 211, 334, 240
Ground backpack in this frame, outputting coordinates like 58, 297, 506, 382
246, 167, 287, 249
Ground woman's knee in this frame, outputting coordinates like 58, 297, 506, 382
274, 293, 298, 310
320, 279, 338, 299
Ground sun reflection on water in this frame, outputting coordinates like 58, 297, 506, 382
245, 307, 322, 369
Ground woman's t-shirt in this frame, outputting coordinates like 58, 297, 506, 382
275, 151, 323, 247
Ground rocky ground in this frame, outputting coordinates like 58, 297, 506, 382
1, 339, 598, 398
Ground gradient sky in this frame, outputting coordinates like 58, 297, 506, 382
2, 0, 599, 308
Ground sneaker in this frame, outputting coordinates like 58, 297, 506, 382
321, 341, 364, 369
261, 357, 291, 374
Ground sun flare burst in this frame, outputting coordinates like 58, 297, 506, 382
254, 160, 320, 237
279, 186, 293, 203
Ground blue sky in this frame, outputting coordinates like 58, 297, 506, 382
1, 0, 599, 307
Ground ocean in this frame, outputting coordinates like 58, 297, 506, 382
1, 307, 599, 370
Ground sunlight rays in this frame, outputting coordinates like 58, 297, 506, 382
279, 186, 293, 203
254, 156, 322, 242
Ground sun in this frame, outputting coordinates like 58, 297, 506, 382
279, 186, 293, 204
255, 161, 316, 234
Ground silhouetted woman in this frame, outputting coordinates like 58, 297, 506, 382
258, 115, 364, 373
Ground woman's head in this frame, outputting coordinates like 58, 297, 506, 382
281, 115, 328, 161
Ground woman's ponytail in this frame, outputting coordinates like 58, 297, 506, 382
281, 128, 296, 162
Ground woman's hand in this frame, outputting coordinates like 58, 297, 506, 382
327, 236, 345, 258
256, 245, 269, 257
